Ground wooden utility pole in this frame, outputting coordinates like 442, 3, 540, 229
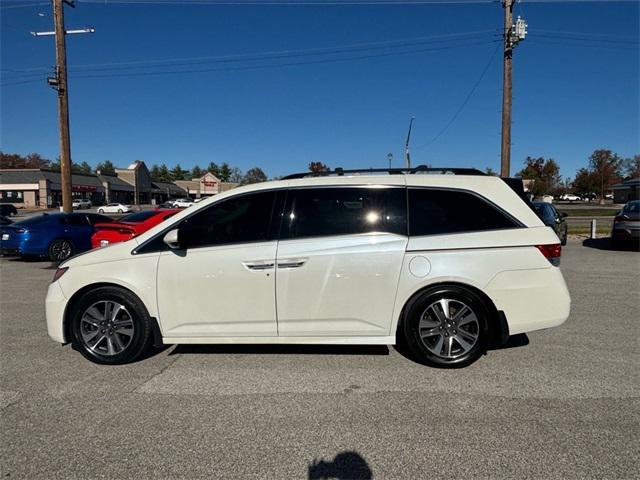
31, 1, 94, 213
54, 0, 73, 213
500, 0, 514, 178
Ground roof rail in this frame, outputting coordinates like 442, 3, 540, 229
281, 165, 486, 180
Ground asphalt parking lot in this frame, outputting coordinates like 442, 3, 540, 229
1, 240, 639, 479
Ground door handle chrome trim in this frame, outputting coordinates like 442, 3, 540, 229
243, 261, 275, 271
277, 258, 307, 269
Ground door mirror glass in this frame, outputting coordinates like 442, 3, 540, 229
163, 229, 181, 249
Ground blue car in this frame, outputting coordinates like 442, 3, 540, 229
0, 213, 113, 261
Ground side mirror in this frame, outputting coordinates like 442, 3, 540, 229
163, 229, 182, 249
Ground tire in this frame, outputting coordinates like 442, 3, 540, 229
118, 209, 123, 214
70, 286, 153, 365
48, 238, 74, 262
98, 209, 104, 214
561, 227, 568, 246
401, 285, 489, 368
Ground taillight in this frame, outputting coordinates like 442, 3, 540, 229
52, 267, 68, 283
536, 244, 562, 266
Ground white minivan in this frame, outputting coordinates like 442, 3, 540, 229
46, 168, 571, 367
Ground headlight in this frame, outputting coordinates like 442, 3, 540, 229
52, 267, 68, 283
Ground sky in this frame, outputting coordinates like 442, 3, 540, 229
1, 0, 638, 180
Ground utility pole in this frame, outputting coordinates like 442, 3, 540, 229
404, 117, 414, 169
31, 1, 94, 213
387, 153, 393, 169
500, 1, 527, 177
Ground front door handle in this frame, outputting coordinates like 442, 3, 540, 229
243, 261, 275, 271
277, 258, 307, 269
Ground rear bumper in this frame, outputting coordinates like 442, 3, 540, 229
46, 281, 68, 343
485, 266, 571, 336
612, 227, 640, 240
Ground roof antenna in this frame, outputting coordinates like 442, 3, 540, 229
404, 117, 415, 169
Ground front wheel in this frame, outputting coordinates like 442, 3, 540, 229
402, 285, 489, 368
70, 286, 153, 365
48, 239, 74, 262
117, 209, 123, 214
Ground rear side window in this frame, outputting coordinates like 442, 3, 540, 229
120, 211, 158, 223
180, 191, 276, 248
64, 215, 90, 227
282, 187, 407, 239
408, 188, 518, 236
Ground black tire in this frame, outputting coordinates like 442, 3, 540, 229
401, 285, 489, 368
70, 286, 153, 365
117, 209, 123, 214
48, 238, 74, 262
561, 226, 568, 246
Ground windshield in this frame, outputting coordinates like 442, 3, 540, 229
119, 211, 158, 223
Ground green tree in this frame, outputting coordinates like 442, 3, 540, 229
207, 162, 220, 178
218, 162, 232, 182
623, 154, 640, 180
241, 167, 267, 185
589, 149, 622, 202
485, 167, 498, 176
228, 167, 243, 183
191, 165, 204, 179
78, 161, 92, 174
516, 157, 562, 197
170, 164, 188, 181
95, 160, 116, 174
150, 164, 161, 180
572, 168, 599, 195
0, 152, 51, 169
156, 164, 173, 183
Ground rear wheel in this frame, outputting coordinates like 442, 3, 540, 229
402, 285, 489, 368
70, 286, 153, 365
48, 239, 74, 262
98, 208, 104, 214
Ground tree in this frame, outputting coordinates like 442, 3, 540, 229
156, 164, 172, 183
623, 154, 640, 180
572, 168, 599, 196
150, 164, 162, 180
218, 162, 232, 182
170, 164, 188, 181
516, 156, 562, 197
308, 161, 329, 173
485, 167, 498, 176
95, 160, 116, 174
191, 165, 204, 179
241, 167, 267, 185
78, 161, 92, 174
589, 149, 622, 203
228, 167, 243, 183
206, 162, 221, 178
0, 152, 51, 169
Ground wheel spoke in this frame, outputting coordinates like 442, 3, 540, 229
90, 334, 106, 352
444, 336, 454, 356
110, 303, 124, 322
438, 299, 451, 320
429, 304, 447, 324
458, 312, 478, 328
106, 337, 116, 355
452, 306, 470, 323
454, 334, 474, 352
81, 328, 100, 343
433, 335, 444, 355
419, 316, 439, 329
112, 333, 125, 351
458, 329, 477, 343
420, 327, 441, 338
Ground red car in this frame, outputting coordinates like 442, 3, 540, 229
91, 209, 180, 249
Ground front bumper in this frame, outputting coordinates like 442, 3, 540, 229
45, 281, 68, 343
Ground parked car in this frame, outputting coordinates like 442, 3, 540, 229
91, 209, 181, 248
0, 216, 13, 226
559, 193, 581, 202
158, 201, 175, 209
97, 203, 132, 214
72, 199, 92, 209
611, 200, 640, 247
605, 193, 614, 200
0, 204, 18, 217
532, 201, 568, 245
172, 198, 194, 208
580, 193, 597, 202
46, 167, 570, 367
1, 213, 113, 261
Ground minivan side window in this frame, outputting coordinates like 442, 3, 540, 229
282, 187, 407, 239
179, 190, 277, 248
408, 188, 518, 236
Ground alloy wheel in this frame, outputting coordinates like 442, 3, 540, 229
50, 240, 72, 261
79, 300, 135, 356
418, 298, 480, 359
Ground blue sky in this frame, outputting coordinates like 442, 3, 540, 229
1, 0, 638, 179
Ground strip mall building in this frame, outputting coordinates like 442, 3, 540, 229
0, 160, 237, 209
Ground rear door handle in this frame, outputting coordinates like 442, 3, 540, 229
277, 258, 307, 269
243, 260, 275, 271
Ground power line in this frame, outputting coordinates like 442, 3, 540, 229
415, 43, 500, 150
0, 2, 49, 9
